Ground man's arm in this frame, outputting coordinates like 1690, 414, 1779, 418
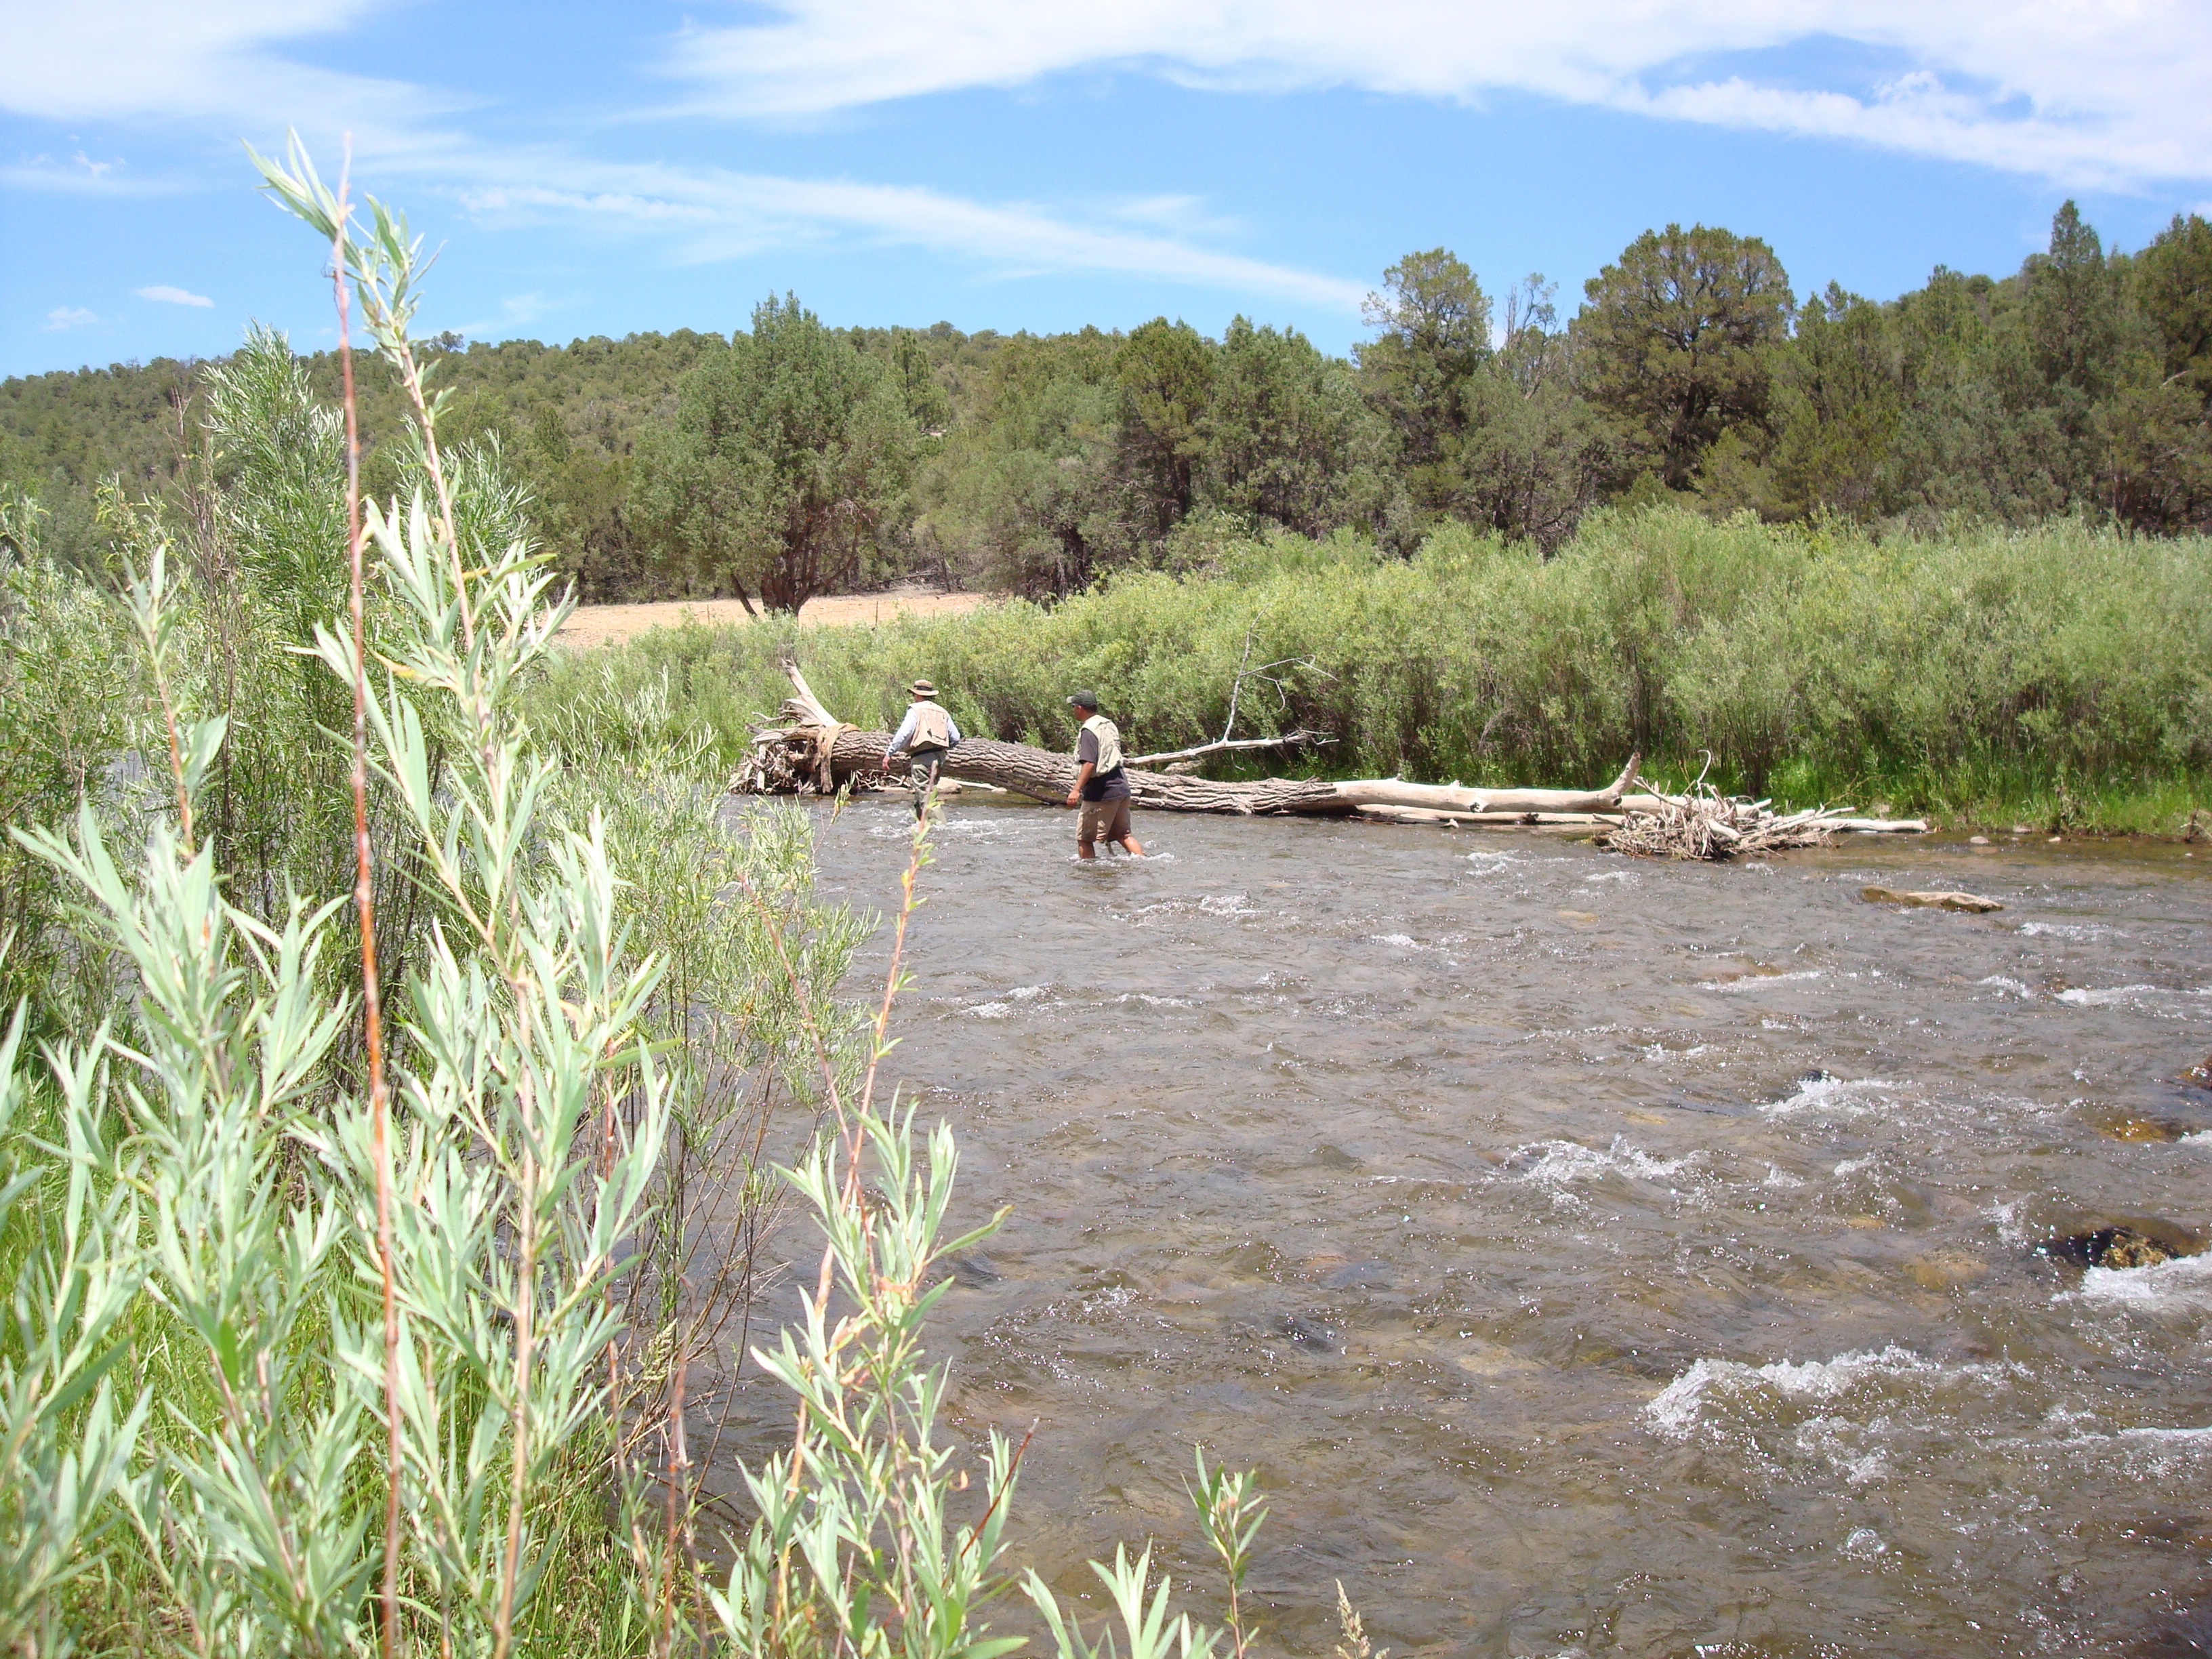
885, 705, 918, 762
1067, 726, 1097, 808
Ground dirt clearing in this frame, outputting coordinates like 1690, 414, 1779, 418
553, 587, 996, 649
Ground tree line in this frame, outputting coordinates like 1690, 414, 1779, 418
5, 201, 2208, 610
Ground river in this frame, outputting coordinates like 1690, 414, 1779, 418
717, 796, 2212, 1657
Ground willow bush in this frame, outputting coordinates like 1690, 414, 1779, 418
1, 146, 1288, 1658
523, 510, 2212, 827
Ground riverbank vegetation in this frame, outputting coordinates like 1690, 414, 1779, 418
522, 509, 2212, 836
8, 207, 2211, 605
0, 148, 1278, 1658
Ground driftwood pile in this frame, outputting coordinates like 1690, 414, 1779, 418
1598, 791, 1850, 861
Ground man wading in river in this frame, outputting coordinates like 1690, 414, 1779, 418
1064, 691, 1143, 859
886, 680, 960, 821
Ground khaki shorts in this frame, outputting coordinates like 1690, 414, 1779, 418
1077, 796, 1132, 844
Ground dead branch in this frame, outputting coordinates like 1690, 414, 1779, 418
1124, 729, 1334, 768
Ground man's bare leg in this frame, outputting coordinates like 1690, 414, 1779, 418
1076, 838, 1097, 860
1117, 834, 1144, 857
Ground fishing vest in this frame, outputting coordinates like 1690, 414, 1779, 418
1080, 714, 1123, 776
909, 701, 952, 751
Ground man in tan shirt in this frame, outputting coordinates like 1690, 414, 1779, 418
1064, 690, 1142, 859
886, 680, 960, 821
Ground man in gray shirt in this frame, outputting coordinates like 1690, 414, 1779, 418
1064, 690, 1143, 859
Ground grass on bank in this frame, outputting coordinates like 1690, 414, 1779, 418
521, 510, 2212, 836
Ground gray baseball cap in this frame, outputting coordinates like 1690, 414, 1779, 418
1067, 689, 1099, 710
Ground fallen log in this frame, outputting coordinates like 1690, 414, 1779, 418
737, 716, 1641, 817
730, 661, 1925, 844
1355, 806, 1615, 827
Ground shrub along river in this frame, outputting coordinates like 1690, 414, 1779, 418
719, 796, 2212, 1658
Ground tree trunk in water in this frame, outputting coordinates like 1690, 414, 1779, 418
760, 725, 1639, 817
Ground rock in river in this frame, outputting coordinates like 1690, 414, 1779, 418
1861, 885, 2005, 913
2043, 1223, 2200, 1269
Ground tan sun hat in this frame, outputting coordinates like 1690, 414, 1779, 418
909, 679, 937, 697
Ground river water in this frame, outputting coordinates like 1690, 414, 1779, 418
718, 796, 2212, 1658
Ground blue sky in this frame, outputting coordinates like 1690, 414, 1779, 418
5, 0, 2209, 378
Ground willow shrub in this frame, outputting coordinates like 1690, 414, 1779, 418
1, 145, 1292, 1659
523, 510, 2212, 825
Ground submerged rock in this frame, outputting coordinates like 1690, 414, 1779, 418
1233, 1312, 1342, 1352
1909, 1249, 1990, 1289
2101, 1115, 2195, 1143
1271, 1313, 1340, 1352
1860, 885, 2004, 913
942, 1253, 1002, 1287
2083, 1103, 2205, 1142
2182, 1054, 2212, 1091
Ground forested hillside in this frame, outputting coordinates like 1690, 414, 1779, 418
5, 202, 2208, 605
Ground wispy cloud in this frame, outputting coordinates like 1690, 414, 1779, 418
136, 285, 215, 307
659, 0, 2212, 190
0, 151, 166, 194
0, 4, 1367, 310
0, 0, 468, 150
43, 307, 98, 331
443, 155, 1368, 308
447, 290, 581, 339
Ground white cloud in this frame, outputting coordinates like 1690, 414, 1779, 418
43, 307, 98, 331
661, 0, 2212, 189
136, 285, 214, 307
445, 290, 581, 338
0, 152, 165, 194
0, 0, 466, 152
444, 157, 1367, 308
0, 5, 1364, 308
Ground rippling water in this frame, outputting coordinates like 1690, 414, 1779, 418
715, 796, 2212, 1658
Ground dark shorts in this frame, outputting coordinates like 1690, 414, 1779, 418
1078, 797, 1132, 843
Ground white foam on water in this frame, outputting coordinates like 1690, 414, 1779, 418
1199, 893, 1259, 918
1841, 1526, 1888, 1557
1698, 969, 1824, 992
1008, 984, 1049, 1002
1639, 1041, 1712, 1061
2019, 921, 2114, 940
2117, 1424, 2212, 1444
2055, 984, 2161, 1006
1116, 991, 1195, 1008
1763, 1076, 1906, 1117
1370, 933, 1420, 949
965, 1002, 1014, 1020
1583, 870, 1635, 884
2068, 1252, 2212, 1308
1978, 975, 2034, 998
1645, 1346, 1962, 1438
1764, 1164, 1808, 1189
2179, 1130, 2212, 1148
1504, 1136, 1702, 1188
